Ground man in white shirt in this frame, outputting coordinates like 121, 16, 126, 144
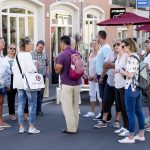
94, 30, 112, 121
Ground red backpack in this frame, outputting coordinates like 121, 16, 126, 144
66, 50, 84, 80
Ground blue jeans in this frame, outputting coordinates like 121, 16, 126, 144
18, 90, 37, 125
125, 86, 144, 135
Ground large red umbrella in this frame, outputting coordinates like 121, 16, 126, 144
97, 12, 150, 26
136, 24, 150, 32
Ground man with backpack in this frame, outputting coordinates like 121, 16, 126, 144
54, 35, 83, 134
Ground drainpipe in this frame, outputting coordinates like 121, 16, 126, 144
80, 0, 83, 42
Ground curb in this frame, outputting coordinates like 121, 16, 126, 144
43, 95, 56, 103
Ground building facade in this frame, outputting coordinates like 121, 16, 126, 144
0, 0, 149, 83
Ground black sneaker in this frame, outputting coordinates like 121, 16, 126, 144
106, 118, 111, 123
36, 112, 44, 116
94, 120, 107, 128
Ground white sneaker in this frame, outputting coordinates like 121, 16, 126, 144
19, 127, 27, 134
118, 137, 135, 144
95, 112, 101, 119
114, 127, 125, 134
0, 127, 4, 131
83, 112, 94, 118
134, 134, 145, 141
28, 127, 40, 134
118, 129, 129, 137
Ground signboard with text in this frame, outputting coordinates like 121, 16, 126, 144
137, 0, 150, 7
110, 8, 126, 18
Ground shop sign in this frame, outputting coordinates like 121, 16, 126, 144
110, 8, 126, 18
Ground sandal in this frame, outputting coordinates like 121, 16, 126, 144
10, 115, 17, 121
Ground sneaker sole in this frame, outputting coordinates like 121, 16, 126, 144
118, 133, 129, 137
94, 125, 107, 128
28, 131, 40, 134
19, 132, 26, 134
118, 141, 135, 144
0, 126, 11, 128
106, 120, 111, 123
0, 128, 4, 131
135, 139, 145, 142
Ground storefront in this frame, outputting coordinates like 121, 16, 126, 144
50, 2, 79, 56
0, 0, 45, 53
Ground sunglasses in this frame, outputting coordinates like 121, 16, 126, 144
113, 43, 121, 47
122, 45, 128, 49
145, 40, 150, 44
10, 47, 16, 50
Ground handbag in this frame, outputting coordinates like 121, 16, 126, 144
16, 55, 45, 91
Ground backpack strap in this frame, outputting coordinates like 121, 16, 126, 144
130, 55, 140, 62
16, 54, 23, 77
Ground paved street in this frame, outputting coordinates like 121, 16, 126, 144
1, 92, 150, 150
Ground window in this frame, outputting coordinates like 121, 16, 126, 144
84, 13, 99, 45
52, 13, 72, 25
10, 8, 25, 14
1, 8, 35, 53
51, 12, 73, 55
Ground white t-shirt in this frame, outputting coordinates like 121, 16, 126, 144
125, 53, 140, 91
89, 54, 96, 77
104, 50, 116, 87
114, 53, 129, 89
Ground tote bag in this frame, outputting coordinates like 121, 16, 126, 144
22, 73, 45, 91
16, 55, 45, 91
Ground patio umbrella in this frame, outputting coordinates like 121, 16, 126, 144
136, 24, 150, 32
97, 12, 150, 26
97, 12, 150, 37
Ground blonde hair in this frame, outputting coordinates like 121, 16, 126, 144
121, 38, 137, 52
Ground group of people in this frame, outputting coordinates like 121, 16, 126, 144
0, 30, 150, 144
0, 37, 49, 133
55, 31, 150, 144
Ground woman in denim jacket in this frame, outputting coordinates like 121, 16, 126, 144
118, 38, 145, 144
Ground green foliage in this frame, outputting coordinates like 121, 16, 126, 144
78, 42, 88, 64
